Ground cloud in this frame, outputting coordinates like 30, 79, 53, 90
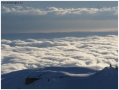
1, 6, 117, 33
1, 6, 118, 16
1, 6, 47, 15
1, 35, 118, 74
47, 6, 118, 15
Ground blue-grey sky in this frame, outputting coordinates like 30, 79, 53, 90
1, 1, 118, 33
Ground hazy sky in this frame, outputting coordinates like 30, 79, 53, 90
1, 1, 118, 33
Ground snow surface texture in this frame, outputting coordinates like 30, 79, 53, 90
1, 35, 118, 74
1, 67, 118, 89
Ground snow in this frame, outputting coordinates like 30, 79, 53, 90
1, 66, 118, 89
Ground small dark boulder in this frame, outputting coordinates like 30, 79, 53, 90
47, 78, 50, 82
59, 76, 64, 78
59, 75, 68, 78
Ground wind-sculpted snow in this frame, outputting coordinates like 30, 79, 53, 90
1, 35, 118, 74
1, 67, 118, 89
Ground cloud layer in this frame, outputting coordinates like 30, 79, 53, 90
1, 6, 118, 16
1, 35, 118, 74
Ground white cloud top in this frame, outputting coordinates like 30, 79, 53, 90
1, 6, 118, 15
1, 35, 118, 74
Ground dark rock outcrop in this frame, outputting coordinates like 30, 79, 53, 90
25, 77, 40, 85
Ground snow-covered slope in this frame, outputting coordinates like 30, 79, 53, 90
1, 66, 118, 89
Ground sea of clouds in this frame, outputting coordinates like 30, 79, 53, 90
1, 35, 118, 74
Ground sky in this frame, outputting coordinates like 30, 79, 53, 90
1, 1, 118, 33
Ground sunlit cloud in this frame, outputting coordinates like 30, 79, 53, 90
2, 6, 47, 15
1, 6, 118, 15
1, 35, 118, 74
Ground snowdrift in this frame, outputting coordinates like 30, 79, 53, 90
1, 66, 118, 89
